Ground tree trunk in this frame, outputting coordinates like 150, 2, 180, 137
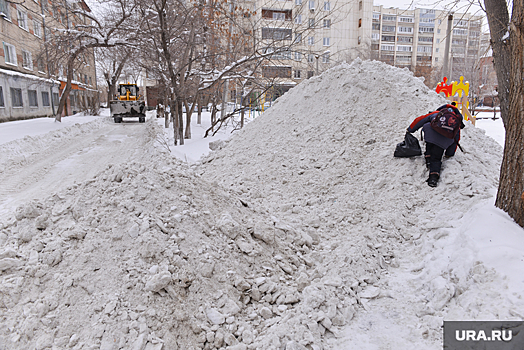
172, 100, 178, 145
177, 100, 184, 145
165, 103, 170, 128
184, 100, 192, 139
197, 94, 202, 125
56, 55, 77, 122
485, 0, 524, 226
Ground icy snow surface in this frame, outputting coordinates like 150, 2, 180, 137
0, 59, 522, 350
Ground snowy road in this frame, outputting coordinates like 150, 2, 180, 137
0, 117, 150, 220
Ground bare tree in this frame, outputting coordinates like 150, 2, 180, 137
97, 46, 131, 105
483, 0, 524, 226
45, 0, 139, 121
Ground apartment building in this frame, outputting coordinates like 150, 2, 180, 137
371, 6, 483, 85
0, 0, 97, 122
246, 0, 372, 99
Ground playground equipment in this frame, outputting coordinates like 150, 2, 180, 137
436, 76, 475, 125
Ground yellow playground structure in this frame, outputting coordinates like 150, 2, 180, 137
436, 76, 475, 125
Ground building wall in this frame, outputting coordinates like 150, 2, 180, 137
0, 0, 97, 122
371, 6, 483, 82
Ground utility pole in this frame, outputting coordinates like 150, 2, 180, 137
442, 14, 453, 80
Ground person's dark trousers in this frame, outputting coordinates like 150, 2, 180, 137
425, 142, 445, 174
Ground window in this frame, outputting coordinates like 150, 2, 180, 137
397, 36, 413, 43
22, 50, 33, 70
436, 48, 439, 52
419, 27, 434, 33
436, 38, 440, 44
398, 26, 413, 33
358, 18, 362, 27
294, 70, 301, 78
42, 91, 50, 106
397, 45, 412, 52
371, 43, 379, 50
309, 18, 315, 28
382, 35, 395, 42
0, 86, 4, 107
37, 58, 45, 72
28, 90, 38, 107
294, 33, 302, 43
435, 57, 438, 62
358, 36, 361, 44
437, 29, 441, 34
33, 20, 42, 37
3, 42, 17, 65
307, 71, 314, 78
453, 29, 467, 35
420, 18, 435, 23
323, 1, 330, 10
272, 48, 291, 59
359, 1, 362, 10
262, 28, 292, 40
323, 19, 331, 28
308, 54, 314, 62
372, 23, 380, 30
323, 37, 330, 46
381, 45, 394, 51
417, 46, 432, 53
295, 0, 302, 4
399, 17, 414, 23
262, 66, 291, 78
295, 14, 302, 24
273, 12, 285, 21
309, 0, 315, 10
438, 19, 442, 24
382, 26, 395, 33
17, 9, 28, 30
294, 51, 302, 61
453, 19, 468, 27
308, 36, 314, 45
372, 13, 380, 20
53, 92, 59, 106
418, 36, 432, 42
383, 15, 396, 21
371, 33, 379, 40
11, 88, 23, 107
0, 0, 10, 19
322, 52, 329, 63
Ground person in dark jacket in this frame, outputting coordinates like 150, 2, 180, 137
407, 102, 464, 187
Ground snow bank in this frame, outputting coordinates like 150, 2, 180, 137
0, 122, 318, 349
200, 59, 518, 348
0, 59, 519, 350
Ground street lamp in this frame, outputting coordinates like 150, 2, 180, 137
315, 54, 319, 75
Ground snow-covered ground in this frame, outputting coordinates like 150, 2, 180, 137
0, 60, 521, 350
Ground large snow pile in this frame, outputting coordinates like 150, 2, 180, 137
0, 122, 318, 349
0, 59, 519, 350
199, 59, 518, 348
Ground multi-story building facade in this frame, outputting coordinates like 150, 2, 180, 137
0, 0, 97, 122
370, 6, 483, 86
236, 1, 483, 103
240, 0, 373, 101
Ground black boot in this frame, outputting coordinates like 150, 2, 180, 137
427, 173, 439, 187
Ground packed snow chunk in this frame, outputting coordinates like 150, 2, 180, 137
206, 308, 226, 325
145, 270, 172, 292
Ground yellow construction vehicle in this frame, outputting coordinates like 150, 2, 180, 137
110, 83, 146, 123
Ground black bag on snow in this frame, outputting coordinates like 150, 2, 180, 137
394, 132, 422, 157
